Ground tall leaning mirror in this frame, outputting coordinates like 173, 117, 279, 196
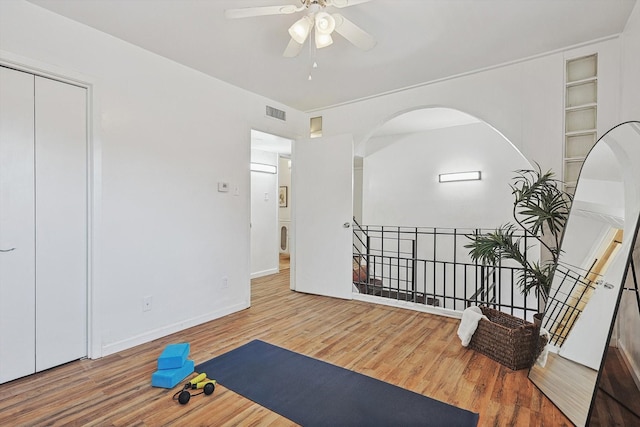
528, 121, 640, 426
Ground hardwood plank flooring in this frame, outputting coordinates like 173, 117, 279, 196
0, 267, 574, 426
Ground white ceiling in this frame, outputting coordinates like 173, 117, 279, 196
27, 0, 637, 113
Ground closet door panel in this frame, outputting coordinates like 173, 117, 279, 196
34, 77, 87, 371
0, 67, 36, 383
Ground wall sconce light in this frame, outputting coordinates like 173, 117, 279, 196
439, 171, 481, 183
250, 163, 277, 174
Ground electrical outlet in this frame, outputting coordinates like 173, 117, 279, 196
143, 295, 153, 312
222, 277, 228, 289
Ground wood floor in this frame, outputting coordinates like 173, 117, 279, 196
0, 265, 576, 426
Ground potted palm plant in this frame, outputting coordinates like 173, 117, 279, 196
465, 164, 573, 304
462, 165, 573, 370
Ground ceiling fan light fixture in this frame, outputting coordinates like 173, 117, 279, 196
288, 15, 313, 44
314, 12, 336, 35
315, 30, 333, 48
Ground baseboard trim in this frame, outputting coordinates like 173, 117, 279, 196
352, 293, 462, 319
251, 268, 278, 279
100, 301, 249, 357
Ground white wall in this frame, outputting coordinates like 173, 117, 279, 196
0, 0, 307, 357
617, 0, 640, 388
353, 157, 363, 223
621, 3, 640, 122
315, 38, 622, 176
251, 150, 279, 278
362, 122, 531, 229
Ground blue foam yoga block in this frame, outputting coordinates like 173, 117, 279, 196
157, 342, 190, 370
151, 359, 195, 388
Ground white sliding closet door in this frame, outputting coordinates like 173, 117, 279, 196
0, 67, 87, 383
0, 67, 37, 383
34, 76, 87, 372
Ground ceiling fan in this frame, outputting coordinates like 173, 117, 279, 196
225, 0, 376, 57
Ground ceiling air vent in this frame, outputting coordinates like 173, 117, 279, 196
266, 105, 286, 121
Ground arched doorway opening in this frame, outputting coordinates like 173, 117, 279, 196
351, 106, 540, 318
355, 107, 533, 229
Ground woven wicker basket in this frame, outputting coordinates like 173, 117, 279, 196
468, 306, 546, 371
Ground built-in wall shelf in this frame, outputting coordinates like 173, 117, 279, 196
565, 129, 598, 136
566, 76, 597, 86
565, 103, 597, 112
564, 54, 598, 194
564, 156, 588, 162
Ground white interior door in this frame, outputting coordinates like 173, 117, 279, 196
34, 76, 88, 371
293, 134, 353, 299
0, 67, 36, 383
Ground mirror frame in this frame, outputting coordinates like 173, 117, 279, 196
529, 121, 640, 426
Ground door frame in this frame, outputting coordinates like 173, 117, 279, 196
0, 50, 101, 359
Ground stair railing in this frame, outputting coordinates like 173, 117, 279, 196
351, 223, 539, 321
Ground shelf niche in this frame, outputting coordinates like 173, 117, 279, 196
564, 54, 598, 193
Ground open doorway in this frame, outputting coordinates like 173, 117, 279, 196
250, 130, 292, 278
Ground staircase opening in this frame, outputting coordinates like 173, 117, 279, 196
351, 218, 541, 321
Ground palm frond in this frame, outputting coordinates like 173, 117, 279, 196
515, 261, 555, 298
466, 163, 572, 305
510, 163, 573, 261
465, 224, 527, 268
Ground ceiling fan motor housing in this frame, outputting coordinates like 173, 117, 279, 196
303, 0, 328, 7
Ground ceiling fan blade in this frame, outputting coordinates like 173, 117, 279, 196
225, 4, 303, 19
327, 0, 372, 8
283, 38, 304, 57
332, 13, 376, 51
